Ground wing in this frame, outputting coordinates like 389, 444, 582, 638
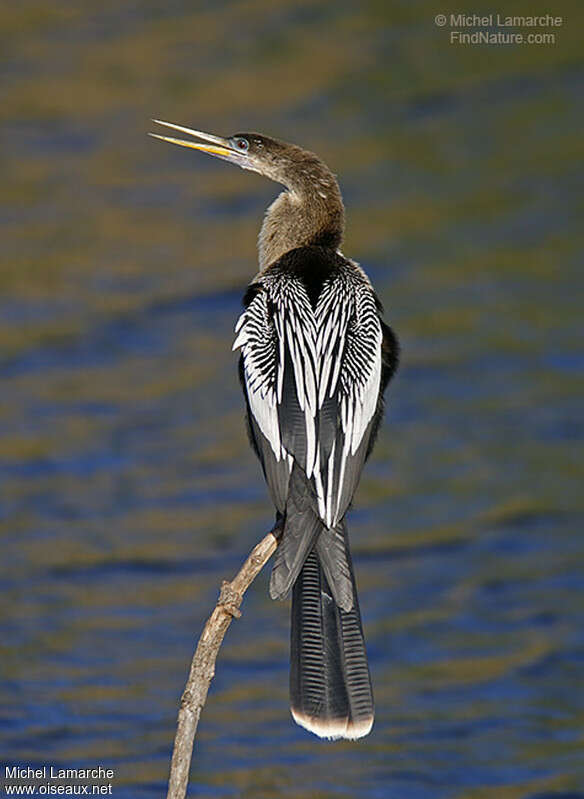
312, 271, 382, 527
232, 272, 320, 512
234, 254, 383, 531
232, 283, 292, 512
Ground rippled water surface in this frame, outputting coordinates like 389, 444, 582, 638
1, 2, 583, 797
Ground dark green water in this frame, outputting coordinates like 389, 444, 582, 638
1, 2, 583, 797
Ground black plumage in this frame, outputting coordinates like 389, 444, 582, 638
152, 120, 399, 740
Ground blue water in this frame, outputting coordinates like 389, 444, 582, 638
1, 2, 583, 797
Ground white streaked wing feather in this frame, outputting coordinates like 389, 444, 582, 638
315, 276, 382, 526
235, 265, 382, 530
233, 291, 286, 462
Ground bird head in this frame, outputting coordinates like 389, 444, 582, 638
149, 119, 333, 192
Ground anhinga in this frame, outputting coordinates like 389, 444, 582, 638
151, 120, 399, 740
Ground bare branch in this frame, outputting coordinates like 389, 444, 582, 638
166, 530, 279, 799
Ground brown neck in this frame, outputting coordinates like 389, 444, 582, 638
258, 162, 345, 271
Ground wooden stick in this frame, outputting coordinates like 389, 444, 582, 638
166, 530, 279, 799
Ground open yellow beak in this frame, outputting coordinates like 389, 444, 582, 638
149, 119, 235, 158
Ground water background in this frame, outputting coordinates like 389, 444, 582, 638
1, 2, 583, 797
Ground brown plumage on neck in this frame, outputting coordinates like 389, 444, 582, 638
256, 145, 345, 270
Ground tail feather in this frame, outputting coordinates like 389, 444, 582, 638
290, 545, 374, 740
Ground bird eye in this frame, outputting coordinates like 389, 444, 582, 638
234, 137, 249, 152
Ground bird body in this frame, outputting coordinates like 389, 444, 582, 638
151, 122, 399, 739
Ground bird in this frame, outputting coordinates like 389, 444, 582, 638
150, 120, 399, 740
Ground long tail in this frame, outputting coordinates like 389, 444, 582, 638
289, 537, 374, 740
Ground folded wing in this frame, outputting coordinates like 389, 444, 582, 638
233, 252, 382, 530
